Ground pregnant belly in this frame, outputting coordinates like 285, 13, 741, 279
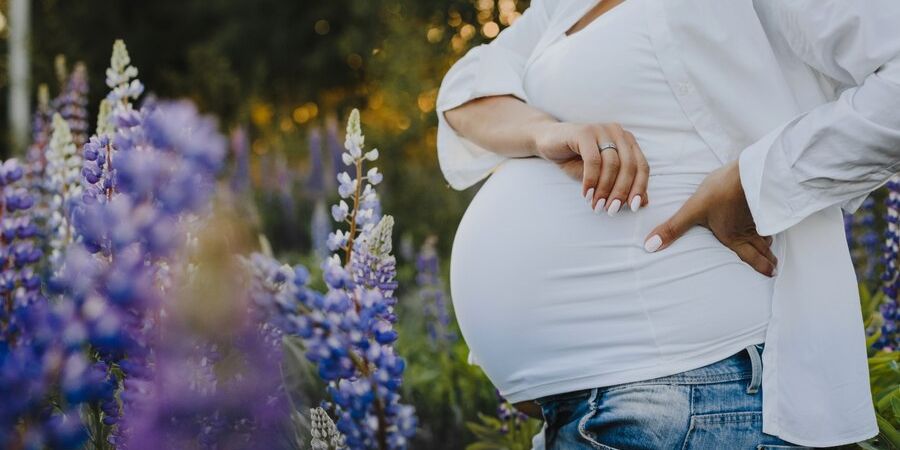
449, 157, 774, 397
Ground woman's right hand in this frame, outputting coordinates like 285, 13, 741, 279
532, 122, 650, 215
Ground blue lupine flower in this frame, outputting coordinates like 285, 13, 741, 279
51, 63, 89, 148
243, 110, 415, 449
880, 175, 900, 349
416, 236, 456, 347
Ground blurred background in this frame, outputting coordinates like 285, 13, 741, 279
2, 0, 533, 260
8, 2, 900, 449
1, 1, 544, 448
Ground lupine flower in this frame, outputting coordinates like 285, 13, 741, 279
55, 98, 227, 446
26, 84, 53, 181
880, 175, 900, 349
311, 407, 348, 450
416, 236, 456, 347
312, 201, 332, 262
327, 116, 349, 184
0, 160, 43, 318
494, 390, 529, 435
51, 63, 89, 148
44, 114, 83, 273
308, 127, 326, 197
0, 159, 108, 450
231, 125, 251, 195
244, 110, 415, 449
105, 40, 144, 111
846, 197, 881, 281
319, 110, 415, 449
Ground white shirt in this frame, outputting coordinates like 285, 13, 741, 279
437, 0, 900, 446
450, 0, 773, 416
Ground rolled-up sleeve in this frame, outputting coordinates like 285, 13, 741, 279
740, 0, 900, 235
435, 0, 553, 190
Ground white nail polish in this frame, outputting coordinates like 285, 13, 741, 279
644, 235, 662, 253
630, 195, 642, 212
607, 199, 622, 216
584, 188, 595, 204
596, 198, 607, 213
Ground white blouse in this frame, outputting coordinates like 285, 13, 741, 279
451, 0, 774, 417
437, 0, 900, 446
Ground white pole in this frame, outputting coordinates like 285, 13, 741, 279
8, 0, 31, 155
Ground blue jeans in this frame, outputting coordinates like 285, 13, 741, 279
535, 344, 810, 449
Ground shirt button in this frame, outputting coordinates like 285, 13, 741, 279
677, 82, 692, 95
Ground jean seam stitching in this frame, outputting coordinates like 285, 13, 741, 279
576, 388, 604, 449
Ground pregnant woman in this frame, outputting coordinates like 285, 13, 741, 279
437, 0, 900, 448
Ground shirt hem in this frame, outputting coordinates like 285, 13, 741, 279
502, 335, 766, 403
772, 425, 879, 448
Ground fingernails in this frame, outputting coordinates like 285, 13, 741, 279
630, 195, 642, 212
644, 235, 662, 253
595, 198, 607, 214
584, 188, 595, 205
607, 199, 622, 216
771, 267, 778, 277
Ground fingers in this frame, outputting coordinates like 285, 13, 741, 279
576, 131, 602, 209
733, 241, 777, 277
643, 195, 704, 253
747, 235, 778, 271
625, 131, 649, 210
558, 158, 584, 182
572, 123, 649, 215
604, 129, 634, 216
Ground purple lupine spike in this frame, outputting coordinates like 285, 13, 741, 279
327, 115, 348, 184
230, 125, 251, 195
307, 127, 326, 196
243, 110, 416, 449
26, 84, 54, 180
51, 63, 90, 148
879, 176, 900, 349
416, 236, 456, 347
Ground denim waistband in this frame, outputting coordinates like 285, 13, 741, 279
535, 343, 765, 406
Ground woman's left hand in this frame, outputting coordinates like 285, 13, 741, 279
642, 161, 778, 277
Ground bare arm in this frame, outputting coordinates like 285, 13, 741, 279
444, 94, 651, 214
444, 95, 552, 159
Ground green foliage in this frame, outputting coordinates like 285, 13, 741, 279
465, 412, 542, 450
394, 280, 498, 449
859, 285, 900, 449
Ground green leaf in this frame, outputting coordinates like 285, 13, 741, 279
877, 413, 900, 449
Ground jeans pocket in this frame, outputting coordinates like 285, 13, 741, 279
576, 408, 621, 450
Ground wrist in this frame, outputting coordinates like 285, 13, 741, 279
527, 121, 559, 159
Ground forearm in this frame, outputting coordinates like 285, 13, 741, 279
739, 62, 900, 235
443, 95, 557, 158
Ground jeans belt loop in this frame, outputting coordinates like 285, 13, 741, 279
745, 344, 762, 394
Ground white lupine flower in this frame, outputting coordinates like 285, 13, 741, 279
327, 230, 350, 251
344, 109, 365, 157
331, 200, 349, 222
356, 208, 374, 225
104, 40, 144, 134
364, 149, 379, 161
106, 39, 139, 89
45, 114, 83, 273
366, 167, 382, 185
